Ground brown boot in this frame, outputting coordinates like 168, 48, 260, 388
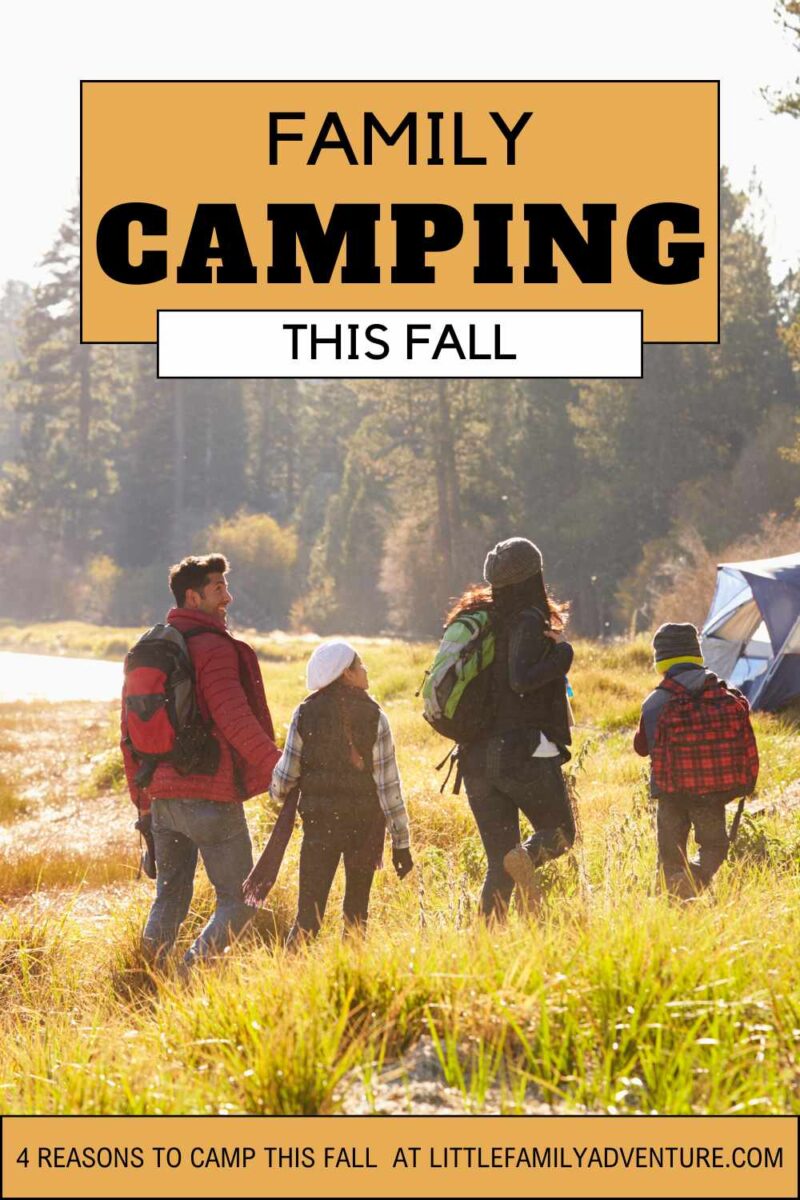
663, 869, 701, 901
503, 846, 544, 912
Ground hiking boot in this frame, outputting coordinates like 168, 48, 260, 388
661, 869, 705, 902
503, 846, 544, 912
285, 922, 313, 953
174, 957, 193, 985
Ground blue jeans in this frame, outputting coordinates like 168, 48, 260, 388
143, 798, 253, 964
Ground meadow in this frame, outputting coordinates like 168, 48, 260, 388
1, 622, 800, 1115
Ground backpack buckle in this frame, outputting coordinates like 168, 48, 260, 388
436, 747, 463, 794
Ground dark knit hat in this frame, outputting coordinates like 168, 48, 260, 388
652, 622, 703, 668
483, 537, 543, 587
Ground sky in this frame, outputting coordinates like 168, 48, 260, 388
2, 0, 798, 286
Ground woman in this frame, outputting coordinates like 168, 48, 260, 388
453, 537, 575, 918
245, 640, 413, 943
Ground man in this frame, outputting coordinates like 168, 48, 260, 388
121, 553, 280, 966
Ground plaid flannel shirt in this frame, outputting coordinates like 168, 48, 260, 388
270, 704, 410, 849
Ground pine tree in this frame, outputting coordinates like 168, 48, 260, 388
2, 205, 119, 555
569, 174, 796, 631
0, 280, 32, 462
768, 2, 800, 117
113, 346, 176, 567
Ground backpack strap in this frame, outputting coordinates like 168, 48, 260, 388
181, 626, 229, 641
527, 603, 551, 629
657, 675, 691, 699
134, 758, 158, 787
454, 611, 493, 639
722, 680, 749, 705
436, 746, 463, 795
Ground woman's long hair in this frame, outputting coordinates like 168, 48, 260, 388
445, 577, 569, 631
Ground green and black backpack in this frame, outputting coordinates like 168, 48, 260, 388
421, 609, 496, 744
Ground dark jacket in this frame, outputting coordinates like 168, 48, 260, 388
121, 607, 280, 813
462, 605, 573, 776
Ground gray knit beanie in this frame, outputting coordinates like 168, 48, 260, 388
652, 622, 703, 667
483, 537, 543, 588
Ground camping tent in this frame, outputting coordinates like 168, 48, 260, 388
701, 551, 800, 711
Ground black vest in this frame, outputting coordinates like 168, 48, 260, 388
297, 682, 382, 816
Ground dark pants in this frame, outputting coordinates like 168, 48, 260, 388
463, 758, 575, 919
657, 796, 729, 897
288, 808, 385, 942
144, 797, 253, 964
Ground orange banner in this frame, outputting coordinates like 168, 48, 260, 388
2, 1115, 796, 1199
81, 81, 719, 345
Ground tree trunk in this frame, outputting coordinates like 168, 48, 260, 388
283, 384, 297, 518
78, 347, 91, 454
435, 381, 462, 590
256, 382, 273, 509
172, 378, 186, 549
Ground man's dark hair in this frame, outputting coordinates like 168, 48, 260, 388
169, 554, 229, 607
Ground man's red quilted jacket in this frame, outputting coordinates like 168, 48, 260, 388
121, 608, 281, 814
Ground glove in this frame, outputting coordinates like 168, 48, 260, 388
392, 847, 414, 879
134, 812, 157, 880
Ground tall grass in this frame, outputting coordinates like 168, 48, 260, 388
2, 878, 800, 1114
0, 622, 799, 1114
0, 851, 137, 895
0, 771, 26, 822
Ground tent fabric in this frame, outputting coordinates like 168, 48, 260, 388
707, 598, 761, 644
700, 552, 800, 711
707, 567, 753, 624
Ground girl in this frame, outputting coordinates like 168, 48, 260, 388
453, 537, 575, 918
245, 640, 413, 942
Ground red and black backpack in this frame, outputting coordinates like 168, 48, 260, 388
123, 624, 221, 786
651, 674, 759, 802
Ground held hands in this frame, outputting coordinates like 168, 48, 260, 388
242, 858, 277, 907
392, 847, 414, 879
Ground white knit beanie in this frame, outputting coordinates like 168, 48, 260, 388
306, 640, 358, 691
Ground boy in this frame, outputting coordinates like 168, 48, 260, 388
634, 622, 758, 899
246, 639, 413, 941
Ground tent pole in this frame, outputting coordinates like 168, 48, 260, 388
750, 613, 800, 709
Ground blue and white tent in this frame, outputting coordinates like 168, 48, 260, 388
701, 552, 800, 711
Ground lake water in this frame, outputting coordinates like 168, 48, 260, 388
0, 651, 122, 703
